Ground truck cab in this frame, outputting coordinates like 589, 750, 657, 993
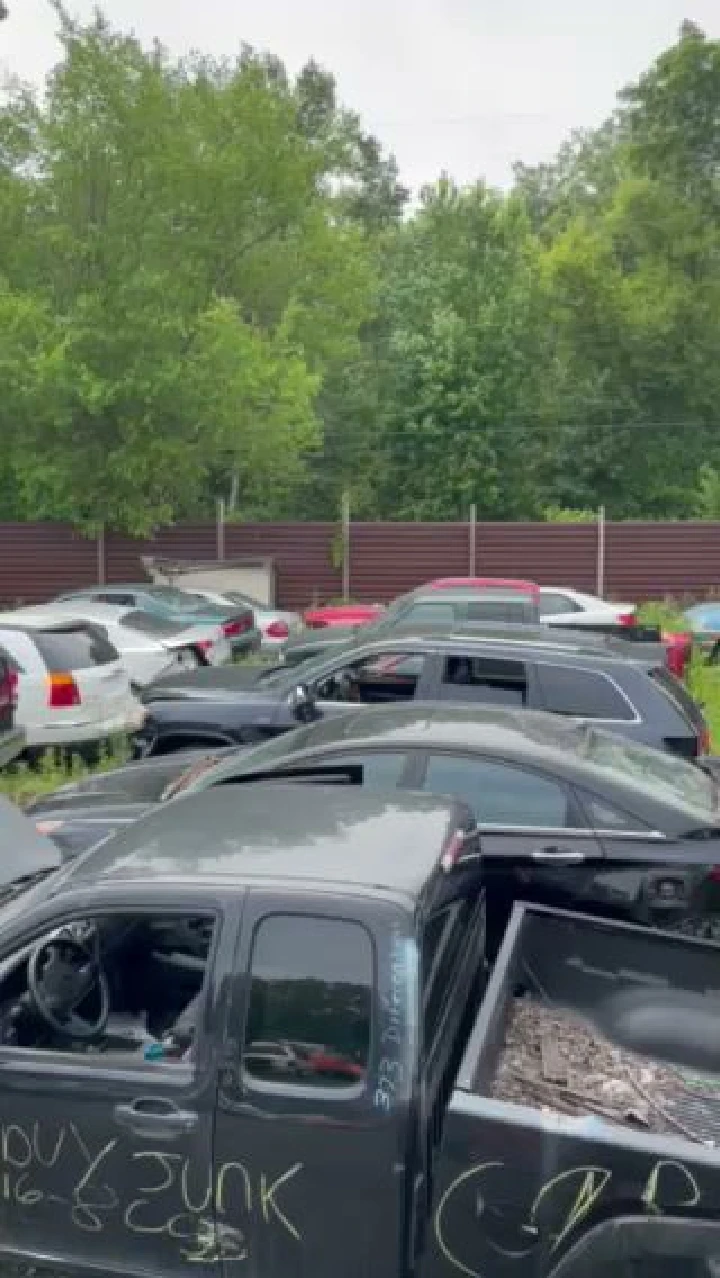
0, 783, 717, 1278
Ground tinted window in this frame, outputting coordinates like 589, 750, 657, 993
649, 666, 704, 731
243, 915, 372, 1089
321, 751, 408, 787
441, 656, 528, 706
423, 754, 571, 827
98, 592, 136, 607
32, 625, 118, 671
537, 664, 635, 720
581, 792, 651, 832
120, 610, 185, 638
462, 600, 534, 623
539, 592, 582, 616
404, 602, 456, 625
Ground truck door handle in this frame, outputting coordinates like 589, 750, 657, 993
114, 1097, 198, 1137
531, 845, 585, 864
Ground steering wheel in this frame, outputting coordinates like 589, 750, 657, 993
27, 934, 110, 1040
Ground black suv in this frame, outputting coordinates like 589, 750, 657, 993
135, 631, 708, 760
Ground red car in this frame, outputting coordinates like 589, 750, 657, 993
303, 578, 540, 630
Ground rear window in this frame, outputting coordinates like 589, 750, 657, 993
649, 665, 705, 731
32, 626, 118, 671
120, 611, 185, 638
537, 663, 636, 721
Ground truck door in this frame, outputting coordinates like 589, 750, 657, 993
215, 893, 416, 1278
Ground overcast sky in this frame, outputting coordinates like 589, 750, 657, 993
2, 1, 719, 193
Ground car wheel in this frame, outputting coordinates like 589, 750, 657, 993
664, 915, 720, 943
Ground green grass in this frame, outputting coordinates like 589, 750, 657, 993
0, 739, 130, 808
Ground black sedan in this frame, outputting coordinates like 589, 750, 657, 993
28, 703, 720, 948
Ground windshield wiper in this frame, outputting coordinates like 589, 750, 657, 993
0, 868, 57, 905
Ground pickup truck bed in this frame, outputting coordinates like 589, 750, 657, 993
430, 905, 720, 1278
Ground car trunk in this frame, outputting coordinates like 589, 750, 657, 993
31, 623, 132, 730
426, 902, 720, 1278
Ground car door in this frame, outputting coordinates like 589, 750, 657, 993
215, 893, 399, 1278
412, 751, 606, 949
0, 886, 234, 1278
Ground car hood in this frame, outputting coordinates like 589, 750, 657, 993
33, 802, 157, 858
144, 664, 279, 701
0, 794, 63, 884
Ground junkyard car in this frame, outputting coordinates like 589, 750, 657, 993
0, 783, 720, 1278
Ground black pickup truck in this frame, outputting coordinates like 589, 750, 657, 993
0, 783, 719, 1278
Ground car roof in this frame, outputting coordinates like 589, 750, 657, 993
0, 605, 105, 632
346, 631, 649, 668
205, 703, 711, 830
54, 783, 468, 898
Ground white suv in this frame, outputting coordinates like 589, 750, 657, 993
0, 620, 145, 753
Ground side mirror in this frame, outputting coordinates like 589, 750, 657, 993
288, 683, 314, 722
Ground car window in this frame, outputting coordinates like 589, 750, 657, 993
32, 625, 119, 670
462, 600, 535, 623
649, 666, 705, 731
423, 754, 571, 827
318, 751, 409, 786
577, 728, 715, 816
539, 592, 582, 616
315, 651, 426, 704
441, 655, 528, 706
98, 592, 136, 607
403, 601, 457, 625
0, 911, 216, 1067
537, 664, 636, 720
243, 915, 372, 1090
580, 792, 653, 833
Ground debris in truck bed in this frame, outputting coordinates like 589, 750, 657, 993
490, 997, 720, 1146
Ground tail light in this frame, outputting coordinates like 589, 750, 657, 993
304, 615, 326, 629
699, 725, 711, 756
47, 673, 81, 709
709, 867, 720, 883
7, 670, 18, 710
265, 620, 290, 640
223, 617, 250, 638
618, 612, 636, 627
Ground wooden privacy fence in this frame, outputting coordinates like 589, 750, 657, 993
0, 519, 718, 610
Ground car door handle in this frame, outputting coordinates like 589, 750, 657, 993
114, 1098, 198, 1137
531, 845, 586, 864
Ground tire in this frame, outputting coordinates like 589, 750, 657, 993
663, 915, 720, 943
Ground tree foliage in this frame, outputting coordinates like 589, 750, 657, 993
1, 14, 719, 528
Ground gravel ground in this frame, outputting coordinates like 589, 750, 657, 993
490, 997, 720, 1145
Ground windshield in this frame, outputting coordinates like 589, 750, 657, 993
149, 587, 207, 610
579, 727, 716, 817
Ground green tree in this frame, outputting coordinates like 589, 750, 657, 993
0, 7, 380, 531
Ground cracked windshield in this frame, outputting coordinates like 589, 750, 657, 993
1, 2, 720, 1277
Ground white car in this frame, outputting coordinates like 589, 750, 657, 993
6, 602, 231, 687
539, 588, 637, 629
190, 588, 301, 651
0, 616, 145, 752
